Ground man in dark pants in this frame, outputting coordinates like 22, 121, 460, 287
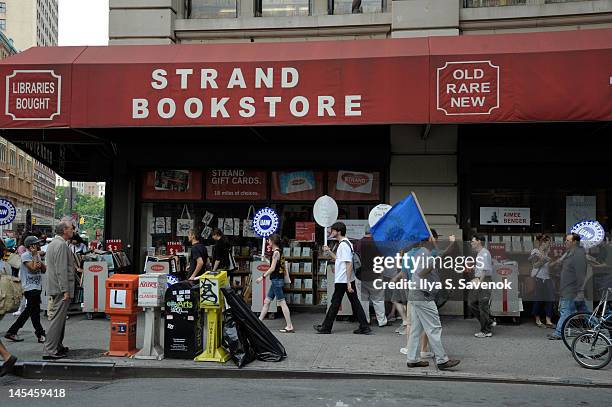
469, 234, 494, 338
314, 222, 371, 335
4, 236, 46, 343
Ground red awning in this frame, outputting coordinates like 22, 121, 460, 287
1, 28, 610, 129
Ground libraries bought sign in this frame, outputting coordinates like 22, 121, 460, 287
5, 70, 61, 121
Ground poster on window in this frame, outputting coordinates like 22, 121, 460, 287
141, 170, 202, 200
566, 196, 596, 233
206, 169, 267, 201
295, 222, 316, 241
327, 171, 380, 201
479, 207, 530, 226
271, 171, 324, 200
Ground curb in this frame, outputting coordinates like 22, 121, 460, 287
14, 361, 612, 388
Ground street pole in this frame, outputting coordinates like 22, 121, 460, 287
69, 180, 73, 216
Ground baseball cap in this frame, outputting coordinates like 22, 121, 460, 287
24, 236, 42, 247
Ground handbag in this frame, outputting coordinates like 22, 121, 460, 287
7, 252, 21, 269
176, 204, 193, 237
0, 273, 23, 315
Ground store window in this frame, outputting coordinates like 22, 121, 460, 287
0, 3, 6, 14
188, 0, 238, 18
0, 143, 5, 162
139, 167, 383, 307
331, 0, 386, 14
255, 0, 310, 17
0, 18, 6, 31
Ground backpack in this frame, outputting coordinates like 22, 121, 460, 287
339, 240, 362, 279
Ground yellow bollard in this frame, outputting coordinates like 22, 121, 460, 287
194, 270, 230, 363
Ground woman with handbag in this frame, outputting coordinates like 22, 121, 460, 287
0, 246, 18, 377
529, 234, 555, 328
255, 234, 294, 333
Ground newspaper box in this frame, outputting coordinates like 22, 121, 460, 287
82, 261, 109, 319
490, 261, 522, 318
105, 274, 140, 357
195, 271, 230, 362
135, 273, 167, 360
251, 259, 277, 315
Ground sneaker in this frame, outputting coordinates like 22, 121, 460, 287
407, 361, 429, 368
42, 353, 66, 360
547, 333, 562, 340
474, 332, 492, 338
400, 347, 408, 355
3, 333, 24, 342
421, 351, 434, 358
437, 359, 460, 370
378, 321, 393, 327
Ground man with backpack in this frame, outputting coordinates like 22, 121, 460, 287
314, 222, 371, 335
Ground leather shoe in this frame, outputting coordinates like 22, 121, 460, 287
0, 355, 17, 377
353, 328, 373, 335
407, 361, 429, 368
313, 324, 331, 334
437, 359, 460, 370
42, 353, 66, 360
58, 346, 69, 354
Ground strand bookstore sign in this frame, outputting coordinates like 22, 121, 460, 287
0, 29, 610, 129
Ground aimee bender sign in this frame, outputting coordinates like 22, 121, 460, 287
132, 67, 363, 121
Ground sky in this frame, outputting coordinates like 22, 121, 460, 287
58, 0, 109, 46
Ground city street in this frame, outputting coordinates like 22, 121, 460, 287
1, 377, 611, 407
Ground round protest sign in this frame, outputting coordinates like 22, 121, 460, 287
0, 199, 16, 226
570, 220, 605, 249
252, 207, 280, 238
313, 195, 338, 227
368, 204, 392, 227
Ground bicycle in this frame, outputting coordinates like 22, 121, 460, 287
571, 288, 612, 369
561, 288, 612, 351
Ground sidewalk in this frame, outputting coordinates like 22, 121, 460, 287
1, 311, 610, 386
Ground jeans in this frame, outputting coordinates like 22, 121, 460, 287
266, 278, 286, 301
554, 298, 590, 337
321, 281, 369, 332
406, 300, 449, 365
7, 289, 45, 338
532, 278, 554, 319
468, 284, 493, 334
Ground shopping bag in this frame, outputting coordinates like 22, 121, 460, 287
176, 205, 193, 237
243, 206, 256, 238
0, 274, 23, 315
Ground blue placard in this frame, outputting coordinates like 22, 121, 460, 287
252, 207, 279, 238
0, 199, 16, 226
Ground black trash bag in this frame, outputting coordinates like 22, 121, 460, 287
222, 308, 255, 368
221, 287, 287, 362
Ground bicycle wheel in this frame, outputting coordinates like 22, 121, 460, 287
562, 312, 597, 351
572, 331, 612, 370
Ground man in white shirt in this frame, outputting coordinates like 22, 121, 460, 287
314, 222, 371, 335
469, 234, 494, 338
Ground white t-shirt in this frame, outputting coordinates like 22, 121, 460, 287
334, 239, 354, 284
475, 247, 493, 278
